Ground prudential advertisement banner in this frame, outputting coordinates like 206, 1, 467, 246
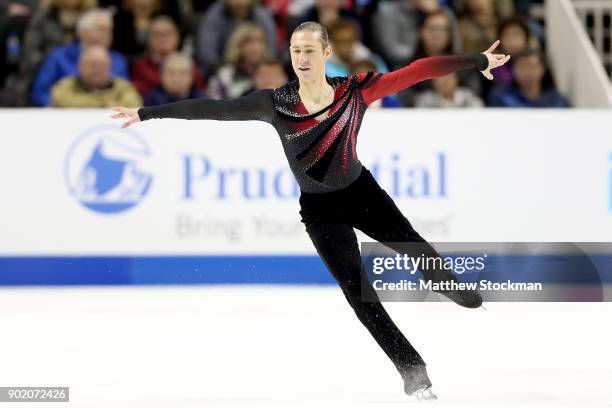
0, 109, 610, 284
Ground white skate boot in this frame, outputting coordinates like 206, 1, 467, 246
412, 386, 438, 401
402, 365, 438, 401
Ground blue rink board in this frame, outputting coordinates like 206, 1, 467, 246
0, 256, 330, 285
0, 255, 612, 286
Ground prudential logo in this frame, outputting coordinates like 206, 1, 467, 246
65, 125, 153, 214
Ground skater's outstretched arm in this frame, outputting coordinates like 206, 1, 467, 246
111, 89, 275, 128
359, 40, 510, 106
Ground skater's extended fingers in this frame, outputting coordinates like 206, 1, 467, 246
492, 55, 511, 68
485, 40, 500, 54
482, 70, 493, 80
122, 115, 141, 128
111, 107, 127, 118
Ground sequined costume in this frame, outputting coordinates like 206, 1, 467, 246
138, 53, 488, 193
137, 53, 488, 395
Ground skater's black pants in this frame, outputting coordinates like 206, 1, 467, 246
299, 166, 441, 376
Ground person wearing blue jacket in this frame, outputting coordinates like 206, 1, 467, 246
488, 48, 569, 108
31, 7, 128, 107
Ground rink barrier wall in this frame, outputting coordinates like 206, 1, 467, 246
0, 256, 331, 285
1, 109, 611, 285
1, 255, 612, 285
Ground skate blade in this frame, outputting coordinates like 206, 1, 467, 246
414, 387, 438, 401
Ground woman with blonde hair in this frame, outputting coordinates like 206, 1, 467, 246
207, 22, 273, 100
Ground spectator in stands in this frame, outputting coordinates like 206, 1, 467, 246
508, 0, 545, 43
0, 0, 36, 106
21, 0, 96, 86
349, 59, 401, 108
415, 72, 484, 107
240, 58, 288, 94
260, 0, 290, 52
372, 0, 462, 70
325, 18, 388, 77
196, 0, 276, 76
131, 15, 205, 96
487, 48, 569, 108
285, 0, 316, 20
492, 16, 536, 87
98, 0, 182, 28
457, 0, 514, 54
206, 22, 272, 99
413, 10, 454, 59
99, 0, 190, 39
51, 45, 142, 107
291, 0, 360, 32
111, 0, 164, 60
398, 10, 482, 106
143, 52, 205, 106
31, 7, 129, 106
254, 58, 287, 89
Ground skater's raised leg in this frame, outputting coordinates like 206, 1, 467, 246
350, 174, 483, 309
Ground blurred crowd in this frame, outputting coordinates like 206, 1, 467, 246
0, 0, 569, 109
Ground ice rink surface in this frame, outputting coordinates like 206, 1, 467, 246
0, 285, 610, 407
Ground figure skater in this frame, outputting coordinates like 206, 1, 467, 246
111, 21, 510, 401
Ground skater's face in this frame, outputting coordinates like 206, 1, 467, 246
290, 30, 332, 83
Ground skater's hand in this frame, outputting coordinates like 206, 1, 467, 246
480, 40, 511, 80
111, 106, 141, 128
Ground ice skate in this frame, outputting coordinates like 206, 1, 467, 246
402, 365, 437, 400
412, 386, 438, 401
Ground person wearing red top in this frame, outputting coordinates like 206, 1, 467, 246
130, 15, 205, 96
112, 21, 509, 401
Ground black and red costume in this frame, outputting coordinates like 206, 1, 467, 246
138, 53, 488, 392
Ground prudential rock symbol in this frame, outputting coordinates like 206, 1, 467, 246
64, 124, 153, 214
